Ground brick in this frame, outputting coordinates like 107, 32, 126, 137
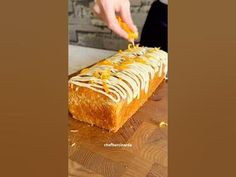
91, 19, 107, 27
75, 33, 129, 50
77, 33, 104, 49
130, 0, 142, 6
132, 12, 148, 28
88, 1, 95, 8
78, 24, 110, 33
140, 5, 151, 13
69, 26, 78, 42
69, 17, 110, 33
73, 0, 93, 6
74, 4, 93, 18
68, 0, 74, 14
102, 38, 128, 50
141, 0, 155, 5
130, 6, 140, 13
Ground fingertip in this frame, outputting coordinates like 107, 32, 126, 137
128, 38, 134, 43
108, 22, 129, 39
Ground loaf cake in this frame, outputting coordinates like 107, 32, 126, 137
68, 45, 168, 132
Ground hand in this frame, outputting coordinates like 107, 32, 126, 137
93, 0, 137, 40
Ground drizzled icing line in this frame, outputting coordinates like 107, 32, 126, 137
69, 46, 168, 104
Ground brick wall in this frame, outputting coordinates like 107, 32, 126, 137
68, 0, 155, 50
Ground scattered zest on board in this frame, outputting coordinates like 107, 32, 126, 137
159, 121, 168, 128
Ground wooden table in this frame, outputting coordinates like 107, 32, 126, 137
68, 45, 168, 177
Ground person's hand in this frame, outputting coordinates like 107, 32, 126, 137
93, 0, 137, 41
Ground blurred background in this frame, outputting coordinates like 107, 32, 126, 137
68, 0, 155, 50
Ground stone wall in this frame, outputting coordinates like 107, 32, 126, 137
68, 0, 155, 50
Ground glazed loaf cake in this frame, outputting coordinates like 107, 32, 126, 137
68, 45, 168, 132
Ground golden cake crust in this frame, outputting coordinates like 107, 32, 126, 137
68, 71, 165, 132
68, 46, 168, 132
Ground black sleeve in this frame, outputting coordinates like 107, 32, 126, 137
140, 0, 168, 52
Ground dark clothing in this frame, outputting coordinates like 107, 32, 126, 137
140, 0, 168, 51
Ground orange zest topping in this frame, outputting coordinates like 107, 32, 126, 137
93, 70, 111, 80
114, 64, 127, 71
122, 59, 133, 65
135, 44, 140, 48
101, 70, 111, 80
98, 60, 113, 66
123, 55, 132, 60
128, 43, 141, 51
145, 53, 153, 59
116, 16, 138, 41
93, 70, 100, 78
128, 44, 133, 51
89, 79, 95, 84
134, 57, 147, 64
103, 83, 109, 93
80, 68, 89, 74
128, 32, 138, 41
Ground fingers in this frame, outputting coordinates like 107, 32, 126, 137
93, 3, 101, 18
93, 0, 135, 40
119, 3, 137, 33
103, 6, 128, 39
93, 3, 100, 14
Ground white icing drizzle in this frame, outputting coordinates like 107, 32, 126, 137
69, 47, 168, 104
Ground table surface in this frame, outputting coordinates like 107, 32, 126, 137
68, 45, 115, 75
68, 45, 168, 177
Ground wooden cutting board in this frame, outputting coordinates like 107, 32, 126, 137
68, 82, 168, 177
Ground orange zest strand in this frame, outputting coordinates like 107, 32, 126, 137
80, 68, 89, 74
116, 16, 138, 41
103, 83, 109, 93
